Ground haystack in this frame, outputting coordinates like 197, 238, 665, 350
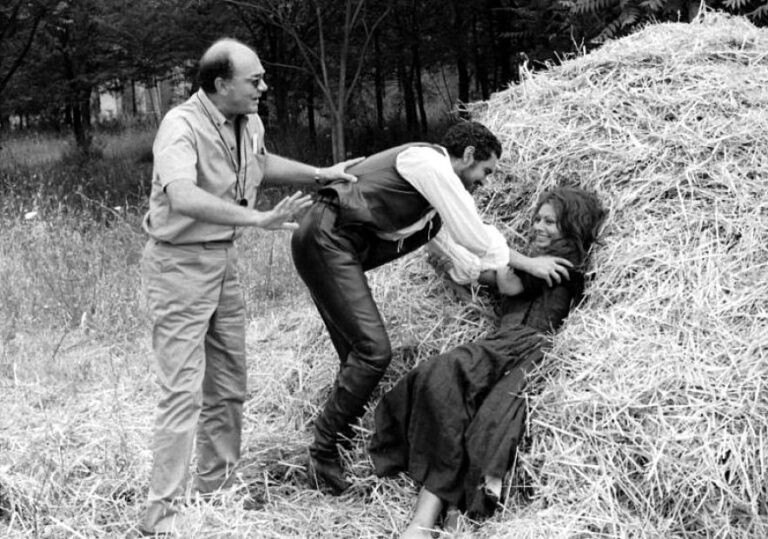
364, 11, 767, 538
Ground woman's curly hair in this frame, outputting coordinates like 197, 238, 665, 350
530, 187, 607, 267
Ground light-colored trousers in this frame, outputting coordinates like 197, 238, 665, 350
139, 239, 247, 533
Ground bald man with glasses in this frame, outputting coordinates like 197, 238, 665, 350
138, 37, 359, 536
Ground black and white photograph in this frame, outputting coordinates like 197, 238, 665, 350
0, 1, 766, 537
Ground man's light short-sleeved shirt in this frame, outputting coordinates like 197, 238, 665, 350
143, 89, 267, 244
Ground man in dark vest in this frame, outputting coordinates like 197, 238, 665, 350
291, 121, 572, 494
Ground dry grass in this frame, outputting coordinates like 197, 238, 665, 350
1, 10, 767, 539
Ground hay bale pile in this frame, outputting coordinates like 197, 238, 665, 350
368, 12, 767, 538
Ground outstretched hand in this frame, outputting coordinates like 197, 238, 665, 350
525, 255, 572, 287
260, 191, 312, 230
318, 156, 365, 183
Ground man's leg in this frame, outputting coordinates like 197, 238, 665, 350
292, 204, 392, 492
139, 241, 223, 534
195, 245, 248, 495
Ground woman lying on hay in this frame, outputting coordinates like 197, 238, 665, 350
369, 186, 607, 538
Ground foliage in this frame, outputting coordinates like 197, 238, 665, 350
559, 0, 768, 43
2, 0, 768, 158
0, 0, 54, 95
720, 0, 768, 19
2, 0, 239, 151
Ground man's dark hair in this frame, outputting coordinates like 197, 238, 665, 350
440, 121, 502, 161
197, 39, 238, 94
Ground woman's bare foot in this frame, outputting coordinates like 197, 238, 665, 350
399, 488, 443, 538
483, 475, 502, 501
443, 505, 461, 532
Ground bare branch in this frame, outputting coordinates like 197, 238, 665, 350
344, 3, 391, 107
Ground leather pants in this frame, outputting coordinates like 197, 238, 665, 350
291, 198, 440, 457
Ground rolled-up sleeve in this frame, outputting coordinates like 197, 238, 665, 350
153, 112, 198, 189
430, 227, 508, 284
396, 145, 509, 270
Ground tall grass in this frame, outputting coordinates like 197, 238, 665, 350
0, 129, 319, 539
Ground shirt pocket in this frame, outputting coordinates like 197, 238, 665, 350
246, 135, 266, 198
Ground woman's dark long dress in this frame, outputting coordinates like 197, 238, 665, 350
369, 259, 584, 518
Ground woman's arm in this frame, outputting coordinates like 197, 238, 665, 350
495, 265, 524, 296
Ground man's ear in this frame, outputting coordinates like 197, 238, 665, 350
214, 76, 228, 95
462, 145, 476, 164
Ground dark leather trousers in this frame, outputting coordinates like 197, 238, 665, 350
291, 200, 440, 458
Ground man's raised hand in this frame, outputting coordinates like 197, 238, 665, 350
526, 256, 573, 287
259, 191, 312, 230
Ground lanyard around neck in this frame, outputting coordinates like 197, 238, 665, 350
197, 94, 249, 206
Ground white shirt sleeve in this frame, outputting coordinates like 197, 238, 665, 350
396, 145, 509, 268
429, 227, 509, 284
153, 111, 198, 189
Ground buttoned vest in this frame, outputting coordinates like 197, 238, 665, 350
319, 143, 443, 233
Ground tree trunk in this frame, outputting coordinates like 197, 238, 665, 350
307, 76, 316, 141
412, 45, 428, 134
397, 54, 417, 135
330, 112, 345, 163
449, 0, 471, 110
457, 55, 470, 110
269, 27, 289, 125
131, 80, 137, 116
72, 90, 92, 154
146, 80, 162, 126
472, 10, 489, 99
491, 0, 513, 86
374, 28, 385, 130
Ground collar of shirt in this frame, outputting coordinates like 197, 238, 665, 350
196, 89, 235, 128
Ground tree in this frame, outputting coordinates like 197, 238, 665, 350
227, 0, 391, 162
3, 0, 230, 151
0, 1, 52, 98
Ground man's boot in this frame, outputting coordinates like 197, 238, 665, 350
308, 384, 368, 495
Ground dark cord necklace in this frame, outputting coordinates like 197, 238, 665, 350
197, 93, 249, 207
